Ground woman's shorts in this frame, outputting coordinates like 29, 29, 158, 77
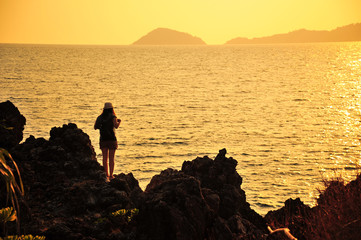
100, 140, 118, 149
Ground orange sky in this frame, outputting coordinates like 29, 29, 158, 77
0, 0, 360, 45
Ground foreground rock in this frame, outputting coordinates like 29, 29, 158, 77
10, 123, 142, 239
6, 100, 361, 239
1, 101, 270, 239
136, 149, 268, 239
0, 100, 26, 149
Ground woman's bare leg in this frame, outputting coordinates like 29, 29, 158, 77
101, 148, 109, 177
109, 149, 116, 179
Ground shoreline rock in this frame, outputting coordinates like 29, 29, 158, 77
2, 100, 361, 239
1, 101, 271, 239
0, 100, 26, 149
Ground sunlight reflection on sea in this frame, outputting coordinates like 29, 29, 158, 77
1, 42, 361, 215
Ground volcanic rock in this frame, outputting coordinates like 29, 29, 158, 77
135, 149, 268, 240
1, 100, 271, 239
7, 122, 141, 239
0, 100, 26, 149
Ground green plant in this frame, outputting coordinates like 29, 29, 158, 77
0, 207, 16, 235
0, 235, 46, 240
0, 148, 24, 234
111, 208, 139, 222
0, 208, 16, 224
0, 149, 45, 239
94, 217, 108, 225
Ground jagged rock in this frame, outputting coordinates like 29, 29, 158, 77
1, 101, 272, 239
0, 100, 26, 149
135, 150, 268, 240
182, 149, 266, 231
49, 123, 97, 162
138, 168, 210, 240
4, 117, 140, 239
3, 100, 361, 239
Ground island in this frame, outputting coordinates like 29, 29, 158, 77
226, 23, 361, 44
132, 28, 207, 45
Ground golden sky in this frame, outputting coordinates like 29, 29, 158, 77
1, 0, 360, 45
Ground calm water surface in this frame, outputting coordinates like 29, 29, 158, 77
1, 43, 361, 215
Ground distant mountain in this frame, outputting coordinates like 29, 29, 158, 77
226, 23, 361, 44
133, 28, 206, 45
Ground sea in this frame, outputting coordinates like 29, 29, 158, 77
1, 42, 361, 215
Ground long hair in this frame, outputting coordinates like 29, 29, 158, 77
101, 108, 116, 118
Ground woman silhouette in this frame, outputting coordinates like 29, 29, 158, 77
94, 102, 121, 181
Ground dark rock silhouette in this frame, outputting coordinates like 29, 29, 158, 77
226, 23, 361, 44
133, 28, 206, 45
3, 100, 360, 239
181, 149, 266, 231
136, 149, 268, 239
1, 100, 270, 239
0, 100, 26, 149
9, 123, 142, 239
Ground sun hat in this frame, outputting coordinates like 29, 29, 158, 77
103, 102, 114, 109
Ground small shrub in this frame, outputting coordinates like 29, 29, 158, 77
0, 148, 24, 234
0, 235, 45, 240
305, 173, 361, 239
111, 208, 139, 222
0, 208, 16, 224
94, 217, 108, 225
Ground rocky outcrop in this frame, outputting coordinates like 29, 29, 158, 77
1, 100, 273, 239
9, 123, 142, 239
9, 99, 361, 240
1, 101, 270, 239
9, 100, 361, 239
0, 100, 26, 149
136, 150, 268, 239
182, 149, 265, 229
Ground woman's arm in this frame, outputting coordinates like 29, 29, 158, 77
113, 117, 121, 129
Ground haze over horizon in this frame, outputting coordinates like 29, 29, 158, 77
1, 0, 361, 45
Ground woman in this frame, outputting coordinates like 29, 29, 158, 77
94, 102, 121, 181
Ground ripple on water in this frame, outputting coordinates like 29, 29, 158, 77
1, 43, 361, 215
